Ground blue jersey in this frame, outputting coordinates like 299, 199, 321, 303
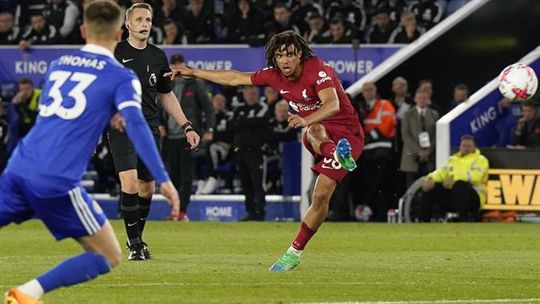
6, 44, 169, 196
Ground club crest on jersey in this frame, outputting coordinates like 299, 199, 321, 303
149, 73, 157, 86
302, 89, 311, 101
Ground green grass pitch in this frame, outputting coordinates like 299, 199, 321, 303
1, 220, 539, 303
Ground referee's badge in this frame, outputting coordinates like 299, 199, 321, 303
149, 73, 157, 86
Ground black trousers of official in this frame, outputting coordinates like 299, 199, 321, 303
163, 138, 194, 213
420, 180, 480, 222
235, 150, 266, 218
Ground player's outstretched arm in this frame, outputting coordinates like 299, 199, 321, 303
164, 66, 253, 87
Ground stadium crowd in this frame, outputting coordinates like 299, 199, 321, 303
5, 0, 527, 223
0, 0, 467, 47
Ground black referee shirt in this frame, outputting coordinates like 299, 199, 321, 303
114, 40, 172, 129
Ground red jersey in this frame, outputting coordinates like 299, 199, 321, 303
251, 56, 359, 128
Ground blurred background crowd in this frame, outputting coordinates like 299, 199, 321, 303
0, 0, 468, 47
3, 0, 537, 223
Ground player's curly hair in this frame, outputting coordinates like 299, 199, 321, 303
264, 30, 313, 68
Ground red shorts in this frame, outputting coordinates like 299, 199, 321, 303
302, 122, 364, 183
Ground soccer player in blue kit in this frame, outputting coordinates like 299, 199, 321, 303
0, 1, 179, 303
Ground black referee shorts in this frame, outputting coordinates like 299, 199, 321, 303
108, 128, 160, 182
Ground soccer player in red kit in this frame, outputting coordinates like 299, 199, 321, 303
166, 30, 364, 271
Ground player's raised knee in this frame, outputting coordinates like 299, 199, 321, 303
307, 123, 325, 137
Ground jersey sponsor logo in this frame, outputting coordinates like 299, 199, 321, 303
149, 73, 157, 86
316, 72, 332, 85
280, 89, 290, 94
40, 71, 97, 120
122, 58, 134, 63
321, 157, 342, 170
288, 100, 321, 112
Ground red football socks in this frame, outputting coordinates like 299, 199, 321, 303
292, 222, 317, 251
319, 140, 336, 159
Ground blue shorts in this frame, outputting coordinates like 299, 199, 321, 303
0, 171, 107, 240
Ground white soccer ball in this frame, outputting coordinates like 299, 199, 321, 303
498, 63, 538, 101
354, 205, 372, 222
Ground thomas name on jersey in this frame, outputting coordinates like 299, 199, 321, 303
57, 55, 107, 70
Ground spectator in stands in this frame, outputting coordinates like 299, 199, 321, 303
162, 18, 187, 45
261, 86, 281, 115
303, 13, 329, 44
421, 134, 489, 222
228, 0, 266, 45
265, 3, 301, 41
389, 10, 425, 44
377, 0, 408, 23
400, 89, 438, 188
19, 12, 61, 50
0, 11, 19, 45
391, 76, 413, 120
417, 78, 441, 113
91, 134, 118, 195
231, 86, 271, 221
14, 0, 48, 29
291, 0, 324, 35
158, 0, 184, 28
270, 100, 298, 143
390, 76, 413, 200
326, 17, 354, 44
12, 78, 41, 138
510, 101, 540, 149
354, 81, 397, 221
325, 0, 367, 36
0, 102, 8, 174
448, 83, 469, 112
147, 25, 164, 45
495, 98, 522, 148
411, 0, 443, 30
198, 93, 234, 194
266, 100, 299, 193
183, 0, 214, 43
43, 0, 81, 43
162, 53, 214, 221
367, 8, 395, 44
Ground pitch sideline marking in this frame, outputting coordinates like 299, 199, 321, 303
294, 299, 540, 304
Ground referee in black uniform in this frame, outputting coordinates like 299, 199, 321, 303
109, 3, 200, 261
